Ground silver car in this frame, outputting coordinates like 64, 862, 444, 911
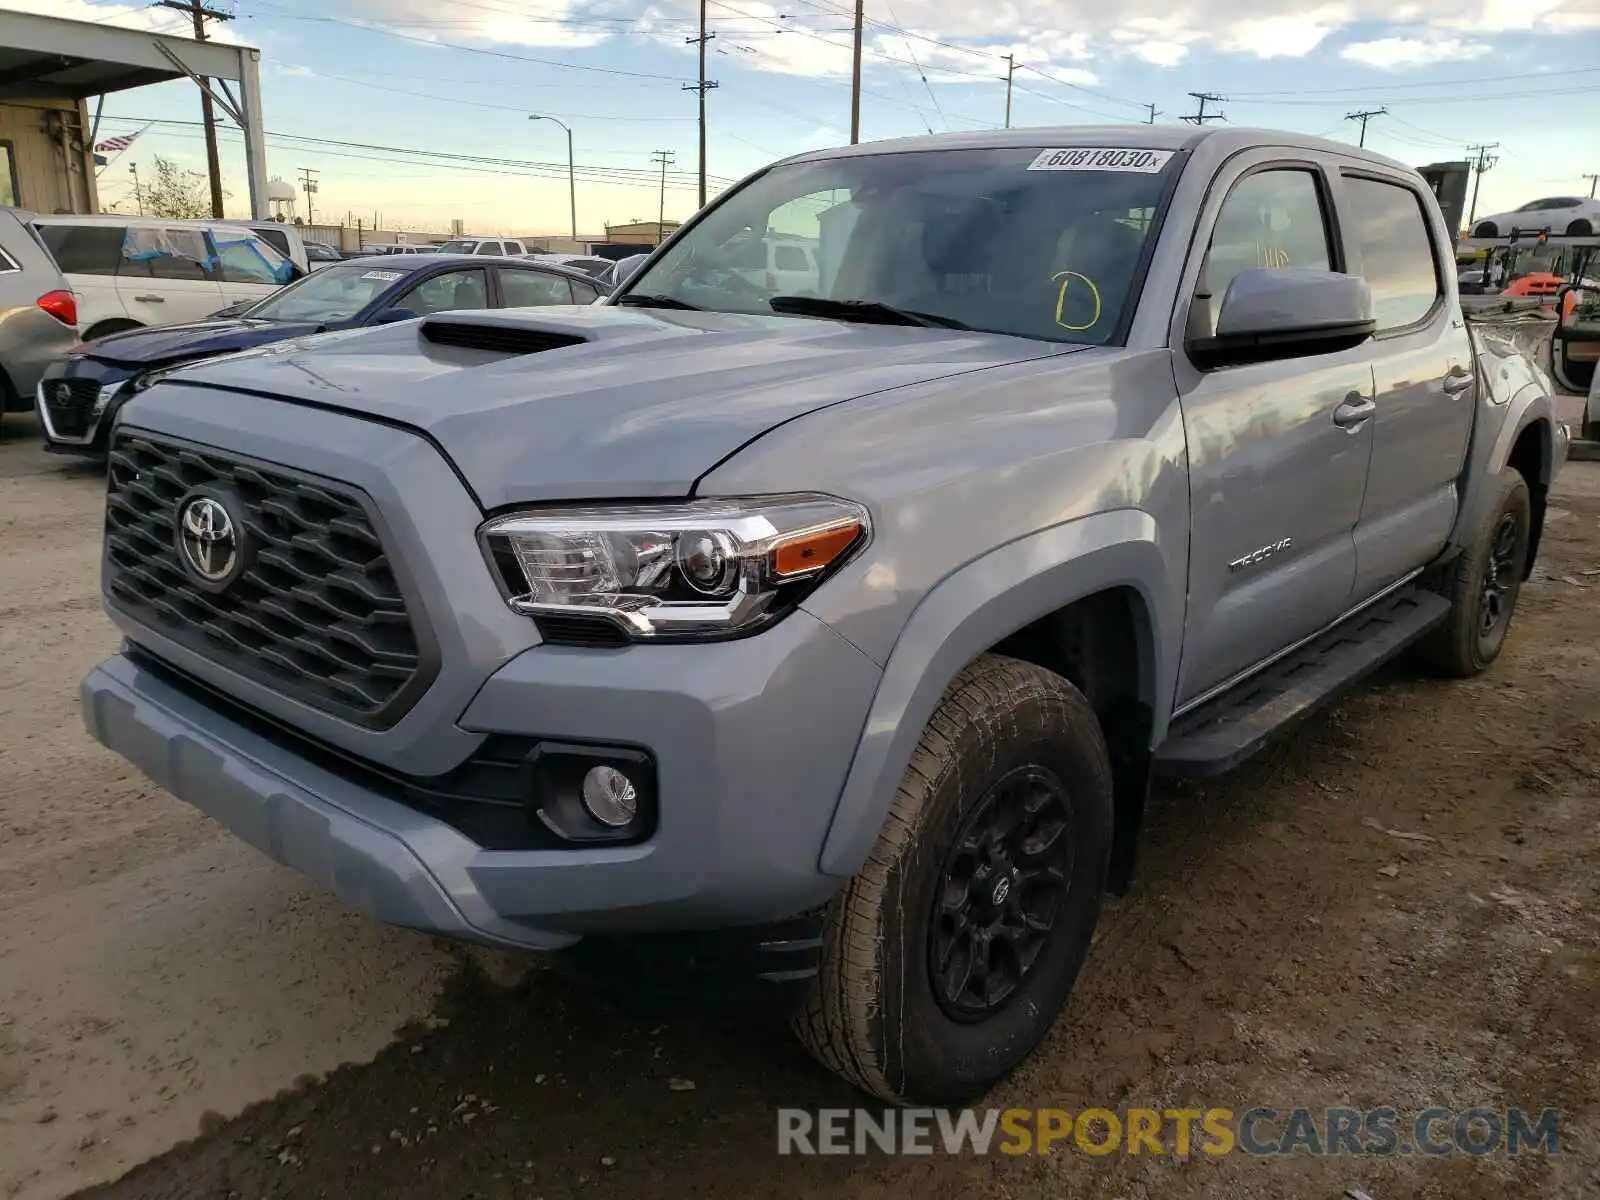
0, 207, 78, 429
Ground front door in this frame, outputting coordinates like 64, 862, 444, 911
1336, 170, 1480, 599
1172, 157, 1376, 706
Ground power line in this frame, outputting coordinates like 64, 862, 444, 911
1465, 143, 1500, 225
1345, 107, 1386, 148
650, 150, 676, 241
298, 166, 318, 224
684, 0, 718, 209
1181, 92, 1226, 125
154, 0, 230, 218
882, 0, 948, 132
1226, 64, 1600, 97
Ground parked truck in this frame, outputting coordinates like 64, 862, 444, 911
81, 126, 1566, 1106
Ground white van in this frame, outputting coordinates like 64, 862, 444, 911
726, 236, 821, 295
31, 215, 299, 341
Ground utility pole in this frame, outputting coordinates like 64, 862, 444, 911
298, 167, 318, 226
849, 0, 864, 144
1180, 92, 1226, 125
683, 0, 717, 210
650, 150, 675, 245
1003, 54, 1015, 130
1344, 107, 1386, 147
156, 0, 231, 218
1585, 172, 1599, 200
1465, 143, 1500, 225
129, 163, 143, 215
1145, 102, 1160, 124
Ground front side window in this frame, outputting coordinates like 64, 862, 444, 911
436, 239, 475, 254
475, 241, 502, 256
1342, 176, 1441, 331
571, 280, 599, 303
246, 262, 409, 322
500, 269, 574, 307
395, 268, 488, 315
1195, 168, 1332, 337
620, 146, 1179, 345
212, 233, 295, 285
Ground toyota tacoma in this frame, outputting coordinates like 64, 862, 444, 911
81, 127, 1565, 1105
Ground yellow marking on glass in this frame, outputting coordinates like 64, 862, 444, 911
1052, 270, 1103, 331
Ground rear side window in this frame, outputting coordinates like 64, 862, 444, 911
37, 224, 126, 275
1342, 176, 1441, 331
500, 269, 574, 306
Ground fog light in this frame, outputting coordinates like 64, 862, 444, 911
581, 765, 639, 828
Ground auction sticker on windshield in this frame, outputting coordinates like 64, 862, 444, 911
361, 270, 403, 281
1028, 148, 1174, 173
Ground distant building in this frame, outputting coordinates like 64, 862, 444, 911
604, 220, 682, 246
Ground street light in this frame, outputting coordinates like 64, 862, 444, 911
529, 114, 577, 242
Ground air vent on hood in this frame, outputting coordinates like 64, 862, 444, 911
420, 319, 588, 356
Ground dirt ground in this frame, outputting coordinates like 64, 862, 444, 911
1, 417, 1597, 1200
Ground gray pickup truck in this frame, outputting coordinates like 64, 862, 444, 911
81, 126, 1566, 1106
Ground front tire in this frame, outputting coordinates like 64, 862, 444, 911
1419, 471, 1532, 677
795, 654, 1113, 1105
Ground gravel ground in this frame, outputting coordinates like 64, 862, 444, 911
0, 414, 1595, 1200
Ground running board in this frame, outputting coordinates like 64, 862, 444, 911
1155, 588, 1451, 778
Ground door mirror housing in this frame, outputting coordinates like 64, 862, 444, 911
375, 307, 420, 325
1190, 268, 1376, 369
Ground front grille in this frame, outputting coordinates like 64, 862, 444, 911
42, 379, 102, 434
105, 432, 434, 727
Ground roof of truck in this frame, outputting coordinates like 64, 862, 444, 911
789, 124, 1415, 176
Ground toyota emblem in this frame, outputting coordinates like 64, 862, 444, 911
176, 495, 241, 586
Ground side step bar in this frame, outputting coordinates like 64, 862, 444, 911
1155, 587, 1451, 778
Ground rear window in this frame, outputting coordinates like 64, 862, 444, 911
37, 224, 126, 275
253, 226, 292, 258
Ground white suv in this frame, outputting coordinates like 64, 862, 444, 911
436, 237, 531, 256
32, 215, 299, 341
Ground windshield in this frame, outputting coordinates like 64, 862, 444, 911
437, 239, 477, 254
244, 262, 407, 322
619, 146, 1177, 345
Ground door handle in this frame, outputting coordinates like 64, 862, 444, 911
132, 294, 165, 303
1442, 369, 1474, 394
1332, 393, 1376, 430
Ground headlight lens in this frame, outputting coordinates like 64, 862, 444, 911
480, 494, 869, 641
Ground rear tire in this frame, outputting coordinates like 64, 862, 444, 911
1473, 221, 1499, 238
1566, 219, 1594, 237
1418, 471, 1532, 677
795, 654, 1113, 1105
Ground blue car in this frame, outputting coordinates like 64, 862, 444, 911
37, 253, 609, 458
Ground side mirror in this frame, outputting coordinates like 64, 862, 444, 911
375, 307, 420, 325
1191, 268, 1376, 369
613, 253, 650, 286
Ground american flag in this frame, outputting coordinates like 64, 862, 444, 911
94, 131, 142, 153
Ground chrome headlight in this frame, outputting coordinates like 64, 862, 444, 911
480, 494, 869, 641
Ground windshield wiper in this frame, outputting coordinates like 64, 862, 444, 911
768, 295, 968, 329
615, 293, 702, 310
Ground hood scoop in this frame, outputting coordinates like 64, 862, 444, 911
421, 317, 589, 356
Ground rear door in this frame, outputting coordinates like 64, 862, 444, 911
118, 225, 225, 325
34, 222, 127, 331
1335, 168, 1476, 598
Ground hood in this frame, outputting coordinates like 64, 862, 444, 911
162, 306, 1081, 508
81, 318, 327, 367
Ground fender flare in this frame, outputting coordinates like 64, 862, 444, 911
1447, 385, 1557, 559
816, 508, 1175, 879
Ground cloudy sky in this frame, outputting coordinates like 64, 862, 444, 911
26, 0, 1600, 236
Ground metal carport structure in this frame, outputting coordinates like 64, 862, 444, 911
0, 9, 268, 217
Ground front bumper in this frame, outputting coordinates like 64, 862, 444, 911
36, 374, 126, 452
82, 602, 879, 948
